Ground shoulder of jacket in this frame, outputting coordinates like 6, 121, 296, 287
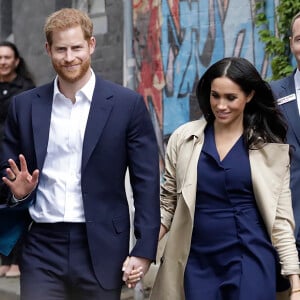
171, 118, 206, 140
165, 118, 206, 157
250, 143, 290, 166
270, 72, 294, 88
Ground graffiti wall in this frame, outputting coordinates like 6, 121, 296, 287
131, 0, 277, 159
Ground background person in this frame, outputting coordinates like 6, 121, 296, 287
149, 57, 300, 300
270, 12, 300, 299
270, 11, 300, 254
0, 41, 35, 278
0, 8, 160, 300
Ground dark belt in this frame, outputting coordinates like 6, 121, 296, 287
31, 222, 86, 232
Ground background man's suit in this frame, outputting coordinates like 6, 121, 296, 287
270, 71, 300, 251
0, 75, 160, 290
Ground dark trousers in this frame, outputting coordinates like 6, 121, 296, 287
20, 222, 121, 300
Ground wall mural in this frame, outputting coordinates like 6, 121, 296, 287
132, 0, 276, 163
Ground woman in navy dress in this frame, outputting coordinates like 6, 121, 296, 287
150, 57, 300, 300
184, 124, 277, 299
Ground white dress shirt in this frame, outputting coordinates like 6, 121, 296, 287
29, 70, 96, 223
294, 68, 300, 114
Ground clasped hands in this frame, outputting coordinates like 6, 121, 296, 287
122, 256, 151, 288
290, 289, 300, 300
2, 154, 39, 200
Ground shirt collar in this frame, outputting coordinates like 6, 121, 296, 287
53, 68, 96, 102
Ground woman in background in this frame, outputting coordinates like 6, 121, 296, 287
0, 41, 35, 278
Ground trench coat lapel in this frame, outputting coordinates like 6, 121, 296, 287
181, 120, 206, 217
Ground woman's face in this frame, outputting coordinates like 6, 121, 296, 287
210, 76, 253, 129
0, 46, 19, 81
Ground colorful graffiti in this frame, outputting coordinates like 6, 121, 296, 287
132, 0, 276, 159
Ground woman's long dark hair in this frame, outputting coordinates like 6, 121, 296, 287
196, 57, 287, 148
0, 41, 34, 82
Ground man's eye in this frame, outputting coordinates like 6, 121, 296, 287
73, 46, 82, 50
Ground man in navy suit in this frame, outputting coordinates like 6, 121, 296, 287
270, 12, 300, 252
0, 8, 160, 300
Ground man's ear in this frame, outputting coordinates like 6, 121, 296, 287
45, 42, 51, 56
89, 36, 96, 55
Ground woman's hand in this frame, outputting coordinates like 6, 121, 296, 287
124, 265, 144, 288
289, 274, 300, 299
122, 256, 151, 288
290, 289, 300, 299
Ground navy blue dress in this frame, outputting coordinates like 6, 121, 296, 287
184, 125, 276, 300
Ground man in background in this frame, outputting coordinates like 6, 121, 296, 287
270, 11, 300, 299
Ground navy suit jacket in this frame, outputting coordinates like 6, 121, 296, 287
0, 75, 160, 289
270, 71, 300, 247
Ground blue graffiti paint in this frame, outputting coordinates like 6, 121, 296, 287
161, 0, 276, 136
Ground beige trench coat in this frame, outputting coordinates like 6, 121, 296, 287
150, 118, 299, 300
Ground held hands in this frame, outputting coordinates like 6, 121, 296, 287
122, 256, 151, 288
290, 288, 300, 300
2, 154, 39, 200
290, 289, 300, 300
289, 275, 300, 300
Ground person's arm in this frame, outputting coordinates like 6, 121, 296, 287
159, 129, 180, 231
289, 274, 300, 299
123, 110, 181, 288
272, 158, 300, 298
0, 94, 38, 205
122, 94, 160, 286
159, 224, 168, 241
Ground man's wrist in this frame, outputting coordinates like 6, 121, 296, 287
10, 193, 30, 205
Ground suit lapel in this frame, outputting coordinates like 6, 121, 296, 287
283, 101, 300, 144
278, 75, 300, 144
81, 77, 114, 171
32, 83, 53, 170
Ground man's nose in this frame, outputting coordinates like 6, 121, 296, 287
64, 49, 75, 62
